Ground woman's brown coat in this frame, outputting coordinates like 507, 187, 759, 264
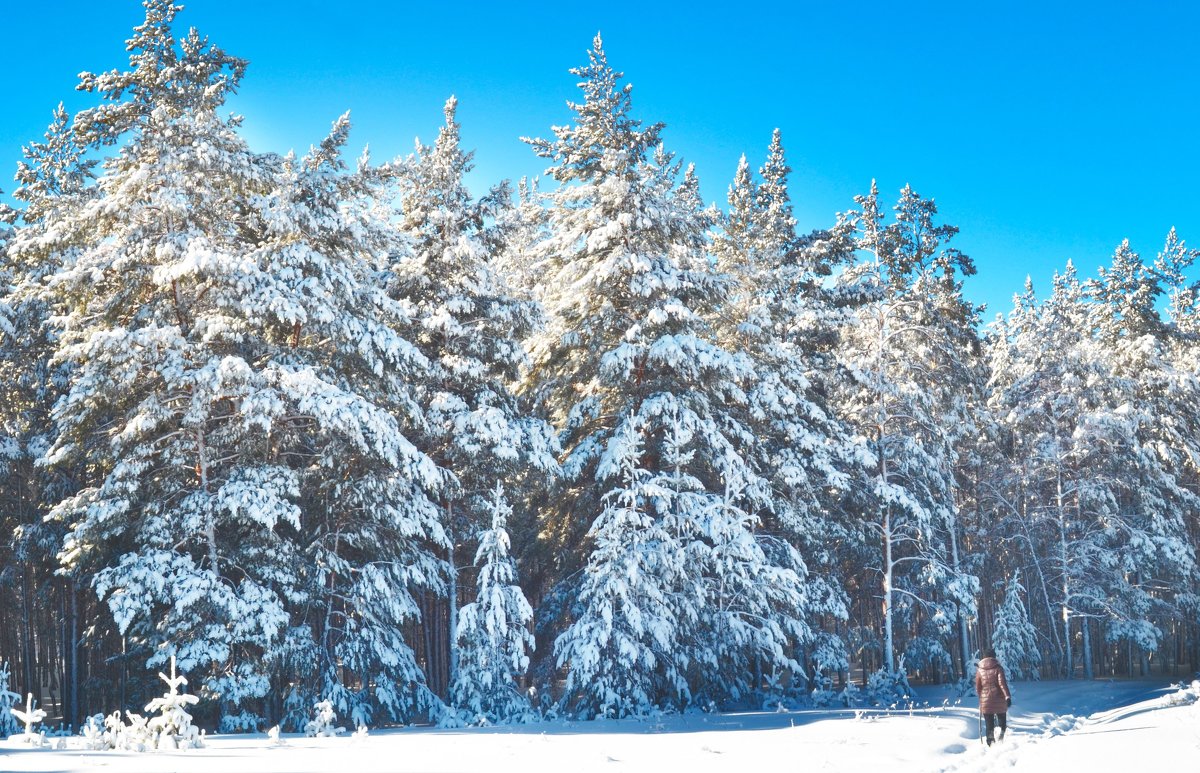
975, 656, 1011, 714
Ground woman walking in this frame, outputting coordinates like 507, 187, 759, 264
975, 647, 1012, 746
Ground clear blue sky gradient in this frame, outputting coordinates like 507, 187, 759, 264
3, 1, 1197, 320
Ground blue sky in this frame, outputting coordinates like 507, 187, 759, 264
3, 1, 1197, 319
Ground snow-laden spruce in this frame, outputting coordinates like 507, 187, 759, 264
450, 484, 536, 724
553, 416, 691, 717
525, 36, 811, 716
993, 572, 1041, 680
0, 662, 19, 738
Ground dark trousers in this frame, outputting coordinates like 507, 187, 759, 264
984, 712, 1007, 743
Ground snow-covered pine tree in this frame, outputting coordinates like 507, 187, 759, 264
989, 262, 1091, 677
390, 96, 556, 700
1158, 231, 1200, 637
450, 483, 536, 724
837, 182, 983, 682
710, 132, 865, 692
37, 1, 447, 723
2, 102, 97, 729
992, 572, 1041, 680
1081, 238, 1200, 671
492, 176, 548, 300
987, 259, 1145, 678
526, 37, 810, 713
37, 0, 302, 710
250, 118, 450, 725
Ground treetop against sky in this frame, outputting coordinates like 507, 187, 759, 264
3, 0, 1196, 318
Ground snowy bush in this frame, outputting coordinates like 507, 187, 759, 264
839, 681, 863, 707
758, 668, 793, 710
812, 674, 863, 708
93, 710, 153, 752
808, 673, 839, 708
80, 714, 107, 751
79, 657, 204, 752
1163, 680, 1200, 707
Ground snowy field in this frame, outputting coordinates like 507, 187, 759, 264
3, 678, 1198, 772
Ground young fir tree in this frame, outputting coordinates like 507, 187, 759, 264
553, 415, 689, 717
450, 483, 536, 724
992, 572, 1041, 680
526, 36, 809, 714
390, 96, 556, 700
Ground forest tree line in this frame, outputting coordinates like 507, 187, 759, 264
1, 1, 1198, 731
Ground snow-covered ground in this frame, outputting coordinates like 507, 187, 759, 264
3, 679, 1198, 772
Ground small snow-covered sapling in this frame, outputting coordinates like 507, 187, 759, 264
304, 699, 345, 737
145, 655, 203, 749
10, 692, 47, 743
267, 724, 288, 746
81, 714, 107, 750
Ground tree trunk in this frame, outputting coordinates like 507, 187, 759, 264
197, 427, 218, 571
1081, 616, 1093, 680
1056, 466, 1073, 679
883, 501, 895, 675
447, 505, 458, 700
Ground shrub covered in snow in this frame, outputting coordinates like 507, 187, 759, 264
76, 657, 204, 752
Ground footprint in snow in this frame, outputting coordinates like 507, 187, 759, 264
943, 743, 967, 754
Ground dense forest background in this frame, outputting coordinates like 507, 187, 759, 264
2, 1, 1198, 732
